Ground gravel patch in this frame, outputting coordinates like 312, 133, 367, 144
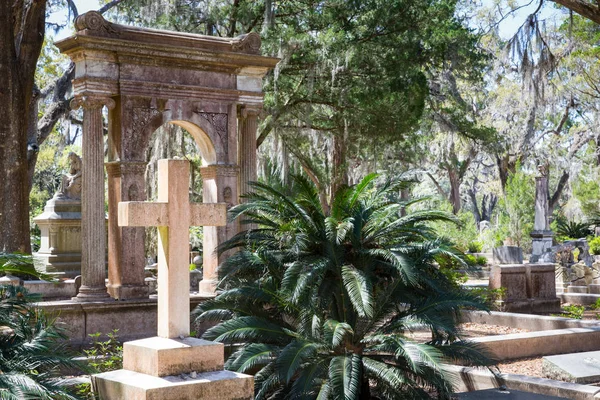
406, 323, 530, 343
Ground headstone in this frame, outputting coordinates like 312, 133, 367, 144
457, 388, 568, 399
493, 246, 523, 264
530, 163, 554, 262
33, 152, 84, 277
543, 350, 600, 384
93, 159, 253, 400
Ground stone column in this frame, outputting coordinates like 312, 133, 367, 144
530, 164, 554, 262
198, 165, 239, 294
106, 161, 149, 299
238, 106, 260, 199
72, 95, 114, 301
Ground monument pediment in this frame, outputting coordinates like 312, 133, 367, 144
55, 12, 279, 76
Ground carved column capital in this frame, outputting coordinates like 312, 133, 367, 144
238, 105, 262, 119
71, 94, 116, 110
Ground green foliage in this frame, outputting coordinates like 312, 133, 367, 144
84, 330, 123, 373
196, 175, 494, 399
468, 241, 483, 253
496, 167, 534, 251
431, 209, 479, 252
589, 298, 600, 311
572, 175, 600, 219
468, 287, 506, 311
589, 237, 600, 255
77, 330, 123, 398
0, 284, 82, 399
555, 218, 592, 240
560, 305, 585, 320
475, 256, 488, 266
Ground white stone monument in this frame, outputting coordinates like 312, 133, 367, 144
34, 152, 84, 277
93, 160, 253, 399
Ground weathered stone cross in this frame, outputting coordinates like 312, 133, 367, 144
118, 159, 226, 339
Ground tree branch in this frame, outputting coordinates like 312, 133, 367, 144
550, 170, 569, 211
98, 0, 127, 15
548, 0, 600, 24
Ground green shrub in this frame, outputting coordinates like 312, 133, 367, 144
590, 298, 600, 310
475, 256, 488, 266
561, 304, 585, 319
555, 219, 592, 240
84, 330, 123, 373
468, 241, 483, 253
196, 175, 494, 399
589, 237, 600, 255
78, 330, 124, 398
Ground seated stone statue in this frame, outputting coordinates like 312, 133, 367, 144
54, 152, 82, 200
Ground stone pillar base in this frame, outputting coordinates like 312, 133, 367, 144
93, 336, 253, 400
107, 283, 149, 300
72, 285, 112, 302
198, 279, 217, 295
530, 230, 554, 263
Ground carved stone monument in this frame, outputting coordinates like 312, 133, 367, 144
93, 159, 253, 399
530, 163, 554, 263
33, 153, 84, 277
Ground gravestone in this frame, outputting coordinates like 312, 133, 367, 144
93, 160, 253, 400
543, 350, 600, 384
493, 246, 523, 264
530, 163, 554, 263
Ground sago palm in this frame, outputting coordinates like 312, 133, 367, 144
195, 174, 494, 399
0, 254, 82, 400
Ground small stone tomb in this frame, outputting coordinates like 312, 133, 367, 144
543, 350, 600, 384
489, 263, 560, 313
93, 160, 253, 400
457, 388, 567, 399
493, 246, 524, 264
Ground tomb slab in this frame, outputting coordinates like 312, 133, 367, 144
543, 351, 600, 384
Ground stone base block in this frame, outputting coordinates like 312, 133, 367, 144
567, 286, 589, 294
589, 284, 600, 294
124, 337, 223, 377
93, 369, 253, 400
504, 298, 561, 314
107, 283, 149, 300
198, 279, 217, 294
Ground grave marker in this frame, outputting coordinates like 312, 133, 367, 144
118, 159, 226, 339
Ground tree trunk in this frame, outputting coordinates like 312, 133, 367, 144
448, 168, 461, 214
330, 123, 348, 206
0, 0, 46, 253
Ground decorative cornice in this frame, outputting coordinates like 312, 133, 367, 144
231, 33, 261, 55
74, 11, 119, 35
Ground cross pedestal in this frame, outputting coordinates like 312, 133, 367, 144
93, 159, 253, 399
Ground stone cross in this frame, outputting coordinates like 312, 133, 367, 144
118, 159, 226, 339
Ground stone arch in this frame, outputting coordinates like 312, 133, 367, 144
57, 11, 278, 300
170, 120, 216, 166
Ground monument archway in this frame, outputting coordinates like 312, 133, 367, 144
57, 11, 278, 300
